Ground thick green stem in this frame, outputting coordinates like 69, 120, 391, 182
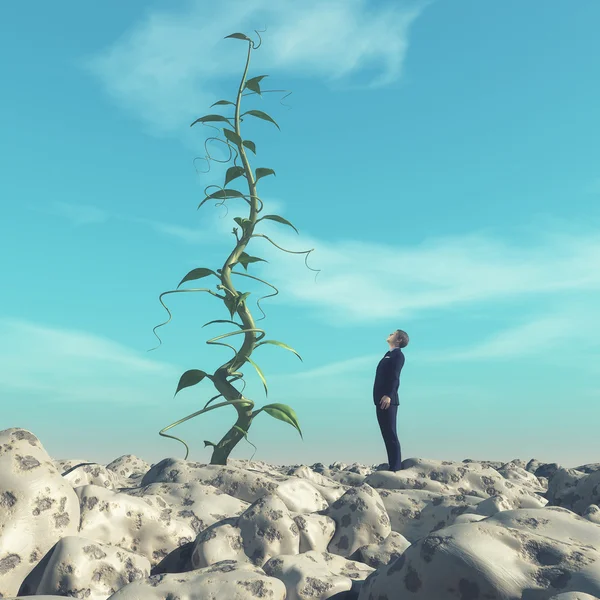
154, 31, 307, 465
209, 39, 260, 465
209, 369, 255, 464
209, 410, 254, 465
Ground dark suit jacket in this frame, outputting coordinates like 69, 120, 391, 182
373, 347, 405, 405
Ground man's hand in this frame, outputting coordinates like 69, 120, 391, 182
380, 395, 391, 409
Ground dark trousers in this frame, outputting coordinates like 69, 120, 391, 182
375, 404, 402, 471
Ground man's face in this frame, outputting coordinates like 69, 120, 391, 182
387, 331, 398, 345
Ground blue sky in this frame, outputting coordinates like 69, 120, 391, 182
2, 0, 599, 469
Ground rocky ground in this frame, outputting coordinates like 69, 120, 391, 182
0, 427, 599, 599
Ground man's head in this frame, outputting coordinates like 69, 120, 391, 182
387, 329, 409, 349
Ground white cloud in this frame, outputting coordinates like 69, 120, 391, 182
180, 195, 600, 327
81, 0, 428, 136
419, 299, 600, 363
4, 192, 600, 396
14, 0, 600, 402
0, 317, 182, 405
37, 201, 111, 226
28, 192, 600, 373
1, 288, 598, 407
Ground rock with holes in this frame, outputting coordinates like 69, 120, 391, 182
3, 596, 71, 600
314, 483, 392, 558
72, 484, 201, 568
139, 457, 334, 511
16, 535, 150, 599
261, 550, 374, 600
363, 457, 547, 501
356, 456, 549, 544
358, 506, 600, 600
584, 505, 600, 525
469, 492, 518, 516
526, 458, 549, 474
484, 506, 600, 546
546, 468, 600, 516
193, 493, 302, 568
452, 512, 486, 525
347, 530, 411, 569
548, 593, 600, 599
573, 465, 600, 475
496, 461, 550, 492
57, 454, 152, 490
0, 428, 81, 599
105, 559, 288, 600
3, 428, 599, 599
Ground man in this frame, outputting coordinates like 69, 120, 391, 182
373, 329, 408, 472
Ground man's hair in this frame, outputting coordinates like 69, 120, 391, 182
394, 329, 409, 348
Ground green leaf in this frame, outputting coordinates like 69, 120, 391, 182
225, 166, 246, 186
245, 356, 268, 397
207, 188, 246, 200
244, 75, 268, 97
236, 252, 268, 271
210, 100, 236, 108
257, 214, 299, 235
177, 268, 218, 289
203, 440, 217, 448
223, 128, 242, 147
232, 292, 251, 315
242, 140, 257, 154
262, 403, 303, 440
223, 295, 236, 318
224, 33, 253, 42
255, 168, 275, 183
175, 369, 209, 397
190, 114, 233, 128
254, 339, 303, 362
201, 319, 245, 329
240, 109, 280, 130
233, 216, 252, 235
219, 292, 251, 319
198, 188, 246, 209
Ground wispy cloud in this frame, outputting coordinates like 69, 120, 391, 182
419, 299, 600, 363
13, 0, 600, 404
29, 193, 600, 343
1, 292, 598, 407
39, 201, 111, 226
81, 0, 428, 137
6, 191, 600, 395
0, 317, 182, 405
178, 196, 600, 329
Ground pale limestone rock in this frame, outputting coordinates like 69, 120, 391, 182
584, 505, 600, 525
0, 428, 81, 598
359, 510, 600, 600
548, 593, 600, 599
452, 513, 486, 524
547, 468, 600, 515
2, 428, 599, 600
262, 550, 374, 600
16, 535, 150, 599
347, 530, 411, 569
107, 560, 287, 600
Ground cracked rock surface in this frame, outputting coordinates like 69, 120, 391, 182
1, 427, 599, 599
